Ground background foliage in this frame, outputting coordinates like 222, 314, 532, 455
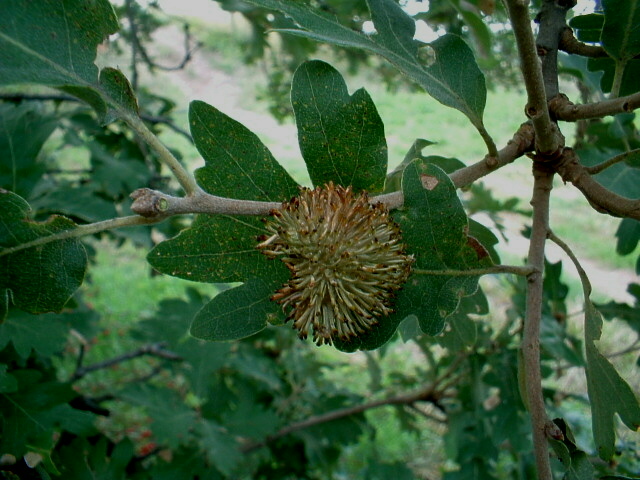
1, 0, 639, 479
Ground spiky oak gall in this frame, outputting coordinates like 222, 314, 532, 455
257, 183, 413, 346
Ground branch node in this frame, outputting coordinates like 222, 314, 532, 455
130, 188, 170, 218
484, 154, 499, 168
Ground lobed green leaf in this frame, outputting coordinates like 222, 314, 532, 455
190, 273, 287, 342
190, 100, 299, 201
0, 312, 70, 359
0, 190, 87, 316
395, 162, 492, 334
0, 1, 145, 124
0, 0, 118, 87
291, 60, 387, 192
584, 298, 640, 460
148, 101, 299, 283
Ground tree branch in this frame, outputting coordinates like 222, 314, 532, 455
555, 148, 640, 220
120, 112, 199, 195
549, 92, 640, 121
130, 119, 534, 217
504, 0, 563, 156
0, 121, 537, 260
559, 27, 610, 58
376, 122, 536, 209
451, 122, 537, 187
129, 188, 281, 217
414, 264, 536, 277
584, 148, 640, 175
536, 0, 576, 98
240, 384, 440, 453
241, 354, 467, 454
71, 342, 182, 381
523, 161, 555, 480
0, 214, 162, 258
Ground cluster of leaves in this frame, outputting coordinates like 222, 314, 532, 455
1, 288, 407, 478
1, 0, 640, 479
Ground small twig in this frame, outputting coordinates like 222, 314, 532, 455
608, 340, 640, 359
406, 403, 447, 424
522, 162, 555, 480
554, 148, 640, 220
240, 383, 442, 454
120, 112, 199, 195
584, 148, 640, 175
0, 123, 537, 259
71, 342, 182, 381
129, 364, 167, 384
377, 122, 536, 210
559, 27, 610, 58
451, 122, 536, 187
610, 60, 627, 99
128, 121, 533, 218
549, 92, 640, 121
134, 22, 197, 72
504, 0, 562, 156
560, 27, 640, 60
141, 114, 192, 141
75, 344, 86, 374
241, 352, 468, 454
413, 264, 536, 277
0, 214, 162, 258
547, 230, 591, 293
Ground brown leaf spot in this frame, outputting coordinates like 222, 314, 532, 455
466, 236, 490, 260
420, 174, 439, 190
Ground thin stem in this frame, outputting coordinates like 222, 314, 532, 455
610, 61, 627, 99
585, 148, 640, 175
71, 342, 182, 381
523, 163, 554, 480
547, 230, 591, 294
0, 215, 161, 258
413, 264, 536, 277
120, 112, 200, 195
477, 124, 500, 159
